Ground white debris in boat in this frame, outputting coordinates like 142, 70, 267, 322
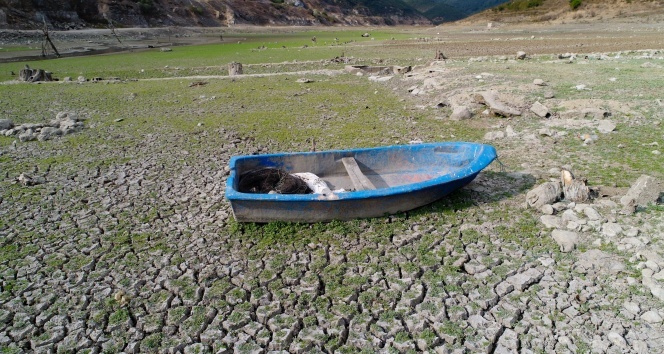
292, 173, 334, 196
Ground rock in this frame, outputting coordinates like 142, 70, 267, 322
476, 91, 521, 117
516, 51, 527, 60
575, 249, 625, 274
541, 204, 554, 215
0, 119, 13, 130
530, 101, 550, 118
640, 311, 662, 324
596, 120, 616, 134
77, 76, 86, 83
450, 106, 472, 120
533, 79, 546, 86
527, 182, 561, 209
583, 207, 601, 221
38, 127, 62, 141
295, 78, 313, 83
551, 229, 579, 252
540, 215, 564, 229
18, 131, 36, 142
623, 302, 640, 315
620, 175, 662, 208
601, 222, 623, 237
17, 173, 44, 186
160, 47, 173, 52
506, 268, 543, 291
484, 131, 505, 140
607, 332, 627, 349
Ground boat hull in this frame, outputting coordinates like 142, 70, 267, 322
225, 142, 496, 222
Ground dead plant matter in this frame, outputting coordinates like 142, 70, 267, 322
238, 168, 312, 194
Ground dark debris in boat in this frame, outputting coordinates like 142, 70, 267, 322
238, 168, 312, 194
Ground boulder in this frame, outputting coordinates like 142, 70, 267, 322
450, 106, 472, 121
597, 120, 616, 134
38, 127, 62, 141
475, 91, 521, 117
530, 101, 550, 118
551, 229, 579, 252
620, 175, 662, 208
516, 51, 527, 60
0, 119, 13, 130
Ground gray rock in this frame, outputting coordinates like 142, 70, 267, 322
583, 207, 601, 221
623, 302, 640, 315
607, 332, 627, 349
533, 79, 546, 86
38, 127, 62, 141
507, 268, 543, 291
530, 101, 550, 118
18, 131, 37, 142
597, 120, 616, 133
551, 229, 579, 252
516, 51, 527, 60
541, 204, 554, 215
0, 119, 13, 130
540, 215, 564, 229
77, 76, 86, 82
575, 249, 626, 274
601, 222, 623, 238
450, 106, 472, 120
484, 131, 505, 140
640, 311, 662, 324
620, 175, 662, 208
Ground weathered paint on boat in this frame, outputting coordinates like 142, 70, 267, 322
225, 142, 497, 222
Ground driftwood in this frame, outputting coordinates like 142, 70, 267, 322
19, 66, 53, 82
526, 181, 561, 209
561, 169, 590, 202
228, 62, 243, 76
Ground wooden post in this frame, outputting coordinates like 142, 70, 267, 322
228, 62, 243, 76
41, 20, 60, 58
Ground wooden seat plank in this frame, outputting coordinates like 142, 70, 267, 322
341, 157, 376, 191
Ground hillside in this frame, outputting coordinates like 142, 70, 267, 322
0, 0, 514, 29
0, 0, 431, 29
460, 0, 664, 24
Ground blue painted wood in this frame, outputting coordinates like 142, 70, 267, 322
225, 142, 497, 222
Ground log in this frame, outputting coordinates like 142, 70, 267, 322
228, 62, 243, 76
526, 181, 561, 209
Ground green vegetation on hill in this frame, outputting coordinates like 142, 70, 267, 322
493, 0, 544, 12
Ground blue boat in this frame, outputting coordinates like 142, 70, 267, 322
226, 142, 497, 222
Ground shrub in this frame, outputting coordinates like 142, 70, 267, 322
570, 0, 582, 9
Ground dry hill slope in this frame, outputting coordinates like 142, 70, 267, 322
459, 0, 664, 24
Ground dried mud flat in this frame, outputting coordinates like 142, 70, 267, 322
1, 21, 664, 353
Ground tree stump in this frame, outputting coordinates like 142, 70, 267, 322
228, 62, 243, 76
561, 169, 590, 202
19, 67, 53, 82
